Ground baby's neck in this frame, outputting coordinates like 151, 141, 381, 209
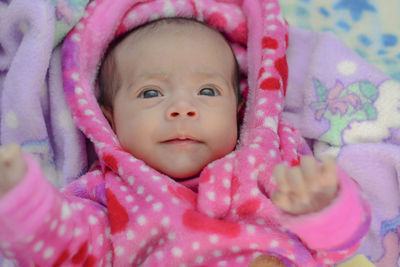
178, 176, 200, 192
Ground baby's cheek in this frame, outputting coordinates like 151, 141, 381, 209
217, 118, 238, 151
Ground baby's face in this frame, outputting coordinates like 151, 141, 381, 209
106, 24, 238, 179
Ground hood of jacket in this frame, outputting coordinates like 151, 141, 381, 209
61, 0, 302, 219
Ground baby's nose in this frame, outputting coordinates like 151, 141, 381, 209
166, 101, 199, 120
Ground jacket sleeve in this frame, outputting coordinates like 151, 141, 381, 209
0, 155, 112, 266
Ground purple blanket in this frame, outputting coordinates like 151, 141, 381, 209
0, 0, 88, 263
0, 0, 89, 186
285, 27, 400, 265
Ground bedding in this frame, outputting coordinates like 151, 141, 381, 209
279, 1, 400, 266
0, 0, 89, 264
0, 0, 89, 190
279, 0, 400, 82
0, 0, 399, 266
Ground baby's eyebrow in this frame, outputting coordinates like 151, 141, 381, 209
193, 71, 231, 87
136, 71, 229, 84
129, 70, 232, 92
134, 72, 169, 81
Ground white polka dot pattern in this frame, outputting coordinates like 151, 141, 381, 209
0, 0, 358, 266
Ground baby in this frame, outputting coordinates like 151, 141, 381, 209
1, 18, 337, 217
0, 18, 367, 266
98, 18, 241, 181
97, 17, 338, 214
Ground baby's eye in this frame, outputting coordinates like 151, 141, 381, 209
139, 89, 163, 98
199, 87, 219, 97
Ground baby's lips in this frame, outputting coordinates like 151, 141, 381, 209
161, 133, 203, 144
162, 138, 201, 144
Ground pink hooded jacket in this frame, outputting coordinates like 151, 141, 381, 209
0, 0, 370, 266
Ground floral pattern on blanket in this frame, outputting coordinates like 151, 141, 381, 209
311, 79, 400, 152
310, 79, 378, 147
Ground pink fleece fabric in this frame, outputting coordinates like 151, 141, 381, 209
0, 0, 370, 266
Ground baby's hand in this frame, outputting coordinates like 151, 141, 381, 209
249, 255, 285, 267
0, 143, 26, 198
271, 156, 338, 215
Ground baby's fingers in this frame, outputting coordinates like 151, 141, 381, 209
271, 191, 291, 212
272, 164, 292, 210
0, 143, 26, 198
287, 166, 310, 207
272, 164, 311, 213
273, 164, 289, 192
274, 164, 308, 194
300, 156, 319, 179
321, 157, 339, 189
287, 166, 307, 192
0, 143, 22, 163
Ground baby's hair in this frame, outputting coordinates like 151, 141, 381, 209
97, 17, 242, 109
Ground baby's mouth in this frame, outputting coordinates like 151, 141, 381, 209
161, 135, 203, 145
161, 138, 202, 145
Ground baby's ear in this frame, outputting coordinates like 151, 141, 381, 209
100, 105, 115, 130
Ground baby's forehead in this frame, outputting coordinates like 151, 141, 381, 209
98, 18, 241, 107
117, 19, 231, 52
108, 18, 240, 93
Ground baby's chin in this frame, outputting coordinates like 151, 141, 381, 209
160, 166, 202, 180
152, 161, 206, 180
144, 153, 212, 180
